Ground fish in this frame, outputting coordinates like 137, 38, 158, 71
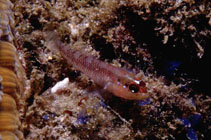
46, 32, 149, 100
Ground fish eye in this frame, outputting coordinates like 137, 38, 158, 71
129, 84, 139, 93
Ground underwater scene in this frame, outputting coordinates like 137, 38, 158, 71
0, 0, 210, 140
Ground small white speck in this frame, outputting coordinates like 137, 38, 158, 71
84, 22, 89, 28
51, 78, 69, 94
69, 23, 79, 36
48, 56, 53, 60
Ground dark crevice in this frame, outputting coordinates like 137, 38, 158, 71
117, 7, 210, 94
90, 35, 116, 61
29, 15, 43, 30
